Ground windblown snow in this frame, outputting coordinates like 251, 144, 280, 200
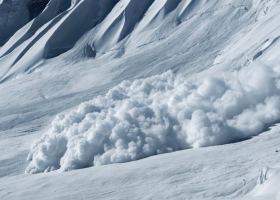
26, 62, 280, 173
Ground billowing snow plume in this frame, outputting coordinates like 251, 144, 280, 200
26, 63, 280, 173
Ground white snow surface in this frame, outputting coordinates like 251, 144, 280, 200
26, 63, 280, 173
1, 0, 280, 199
2, 125, 280, 200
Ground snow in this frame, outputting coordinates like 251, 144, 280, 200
1, 0, 280, 199
26, 63, 280, 173
0, 0, 260, 81
2, 124, 280, 200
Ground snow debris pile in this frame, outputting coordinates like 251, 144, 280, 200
26, 63, 280, 173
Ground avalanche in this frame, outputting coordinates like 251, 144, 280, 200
1, 0, 280, 199
26, 62, 280, 173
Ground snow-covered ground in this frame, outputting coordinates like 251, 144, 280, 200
1, 124, 280, 200
1, 0, 280, 199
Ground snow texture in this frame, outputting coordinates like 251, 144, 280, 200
1, 0, 280, 199
26, 62, 280, 173
250, 167, 280, 198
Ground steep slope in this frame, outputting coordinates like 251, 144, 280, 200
0, 0, 52, 46
1, 0, 280, 199
1, 0, 276, 82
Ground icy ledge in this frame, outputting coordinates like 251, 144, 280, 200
26, 62, 280, 173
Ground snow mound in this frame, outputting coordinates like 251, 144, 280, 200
26, 63, 280, 173
249, 167, 280, 198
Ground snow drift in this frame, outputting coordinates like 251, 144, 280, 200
249, 167, 280, 198
26, 62, 280, 173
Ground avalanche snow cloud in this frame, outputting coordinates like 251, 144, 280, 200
26, 62, 280, 173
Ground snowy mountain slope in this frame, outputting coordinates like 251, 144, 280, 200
1, 0, 277, 82
24, 62, 280, 174
1, 0, 280, 199
0, 0, 275, 125
1, 124, 280, 200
